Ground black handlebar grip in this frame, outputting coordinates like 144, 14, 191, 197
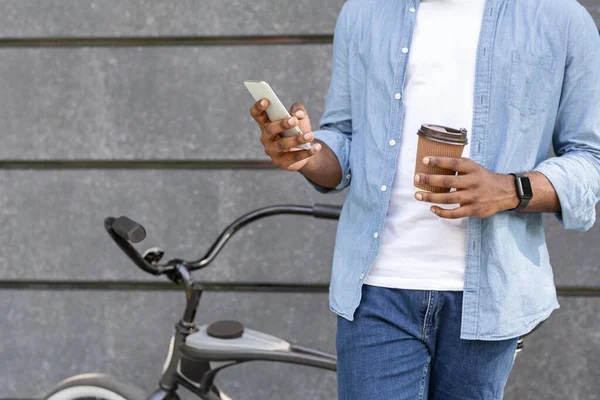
312, 203, 342, 220
112, 216, 147, 243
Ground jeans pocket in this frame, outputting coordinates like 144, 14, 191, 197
508, 51, 556, 117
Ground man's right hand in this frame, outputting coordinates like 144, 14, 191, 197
250, 99, 322, 171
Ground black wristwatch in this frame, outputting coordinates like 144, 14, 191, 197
509, 173, 533, 211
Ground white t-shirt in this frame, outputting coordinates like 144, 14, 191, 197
365, 0, 486, 291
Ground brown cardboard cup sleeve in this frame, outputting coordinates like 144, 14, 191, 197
414, 125, 468, 193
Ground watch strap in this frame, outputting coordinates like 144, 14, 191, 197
509, 173, 532, 211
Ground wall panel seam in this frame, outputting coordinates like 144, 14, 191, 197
0, 35, 334, 48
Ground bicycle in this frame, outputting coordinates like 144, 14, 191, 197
43, 203, 536, 400
44, 203, 343, 400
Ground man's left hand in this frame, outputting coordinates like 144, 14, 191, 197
414, 157, 520, 219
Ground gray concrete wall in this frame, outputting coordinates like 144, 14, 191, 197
0, 1, 599, 399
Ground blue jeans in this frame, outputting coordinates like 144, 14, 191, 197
336, 285, 518, 399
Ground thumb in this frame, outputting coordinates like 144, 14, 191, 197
290, 102, 309, 119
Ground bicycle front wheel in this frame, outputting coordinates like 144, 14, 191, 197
44, 374, 146, 400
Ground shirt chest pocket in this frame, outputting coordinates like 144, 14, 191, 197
508, 51, 557, 117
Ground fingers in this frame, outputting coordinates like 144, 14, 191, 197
264, 116, 299, 139
422, 157, 477, 173
430, 205, 473, 219
271, 143, 323, 169
290, 102, 312, 134
414, 173, 471, 189
280, 131, 314, 151
414, 190, 465, 205
250, 99, 270, 128
268, 131, 314, 154
290, 102, 308, 117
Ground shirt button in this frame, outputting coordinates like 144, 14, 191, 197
402, 47, 409, 54
380, 185, 387, 192
395, 93, 402, 100
359, 273, 365, 280
346, 173, 352, 180
373, 232, 379, 239
409, 7, 416, 12
389, 139, 396, 146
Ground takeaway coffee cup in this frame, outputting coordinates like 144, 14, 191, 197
414, 124, 468, 193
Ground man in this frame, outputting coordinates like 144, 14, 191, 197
250, 0, 600, 398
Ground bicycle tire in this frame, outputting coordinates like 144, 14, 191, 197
43, 373, 146, 400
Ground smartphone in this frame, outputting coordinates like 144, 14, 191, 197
244, 80, 311, 150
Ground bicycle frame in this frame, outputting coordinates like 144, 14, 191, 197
147, 265, 336, 400
104, 204, 342, 400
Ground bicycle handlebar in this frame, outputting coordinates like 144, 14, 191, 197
312, 203, 343, 220
104, 203, 342, 277
104, 217, 165, 275
111, 216, 147, 243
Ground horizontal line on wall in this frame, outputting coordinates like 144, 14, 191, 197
0, 35, 334, 48
0, 280, 329, 293
0, 160, 275, 170
554, 287, 600, 297
0, 280, 599, 297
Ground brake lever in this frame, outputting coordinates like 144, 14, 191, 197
142, 247, 165, 265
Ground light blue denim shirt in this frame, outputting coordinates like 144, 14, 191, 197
309, 0, 600, 340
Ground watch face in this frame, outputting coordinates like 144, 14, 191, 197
520, 177, 533, 198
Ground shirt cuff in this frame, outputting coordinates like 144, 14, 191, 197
303, 128, 352, 194
533, 158, 596, 231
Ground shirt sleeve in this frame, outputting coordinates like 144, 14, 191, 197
305, 2, 353, 194
533, 5, 600, 231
